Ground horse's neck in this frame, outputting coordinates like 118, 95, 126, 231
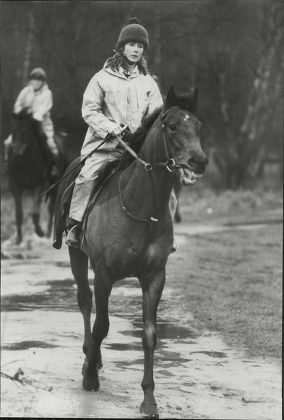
122, 118, 174, 218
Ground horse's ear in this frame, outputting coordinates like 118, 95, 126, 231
165, 86, 176, 109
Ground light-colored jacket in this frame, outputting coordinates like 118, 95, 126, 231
14, 83, 53, 123
81, 64, 163, 155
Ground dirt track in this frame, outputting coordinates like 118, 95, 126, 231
1, 224, 281, 419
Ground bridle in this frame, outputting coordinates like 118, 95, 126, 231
118, 106, 187, 173
118, 106, 189, 224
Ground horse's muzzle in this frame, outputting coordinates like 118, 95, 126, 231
188, 154, 208, 174
179, 154, 208, 185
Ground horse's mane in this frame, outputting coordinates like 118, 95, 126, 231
94, 106, 163, 186
117, 106, 163, 169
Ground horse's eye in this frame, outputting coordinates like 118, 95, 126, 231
169, 124, 176, 131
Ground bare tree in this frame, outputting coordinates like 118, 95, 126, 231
22, 3, 35, 84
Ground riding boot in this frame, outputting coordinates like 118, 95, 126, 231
66, 222, 82, 248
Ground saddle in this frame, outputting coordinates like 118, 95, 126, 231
52, 158, 120, 249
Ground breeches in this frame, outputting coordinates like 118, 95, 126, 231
69, 148, 124, 222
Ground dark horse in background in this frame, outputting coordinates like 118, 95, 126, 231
54, 87, 208, 418
172, 173, 183, 222
7, 110, 69, 245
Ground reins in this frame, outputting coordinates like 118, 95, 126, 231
117, 107, 186, 224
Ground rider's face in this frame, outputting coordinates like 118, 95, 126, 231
30, 79, 44, 91
124, 42, 144, 63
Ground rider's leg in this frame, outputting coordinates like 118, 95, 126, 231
41, 118, 60, 176
42, 117, 59, 157
67, 149, 123, 247
4, 135, 12, 161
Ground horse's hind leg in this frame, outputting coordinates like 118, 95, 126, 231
69, 247, 92, 356
31, 186, 45, 237
139, 268, 165, 418
82, 262, 112, 391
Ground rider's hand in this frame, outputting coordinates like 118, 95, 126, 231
24, 107, 33, 115
110, 124, 125, 137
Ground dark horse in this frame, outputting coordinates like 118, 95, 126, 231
7, 110, 66, 245
54, 87, 208, 418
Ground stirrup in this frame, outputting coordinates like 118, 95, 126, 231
66, 224, 81, 248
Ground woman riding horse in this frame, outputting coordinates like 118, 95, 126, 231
54, 17, 208, 418
62, 86, 208, 418
66, 17, 164, 247
4, 67, 59, 169
6, 68, 65, 244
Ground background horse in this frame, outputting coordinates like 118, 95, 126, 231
56, 87, 208, 418
7, 110, 68, 244
169, 173, 183, 223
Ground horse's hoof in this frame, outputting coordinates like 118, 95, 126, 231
35, 226, 45, 237
82, 358, 88, 375
82, 375, 100, 392
140, 402, 159, 418
97, 359, 103, 370
174, 214, 181, 223
15, 237, 22, 245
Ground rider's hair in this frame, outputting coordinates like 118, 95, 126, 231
105, 48, 148, 76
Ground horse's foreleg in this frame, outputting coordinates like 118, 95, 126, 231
46, 190, 56, 238
83, 263, 112, 391
13, 186, 23, 245
31, 187, 44, 237
69, 247, 92, 356
173, 176, 182, 223
139, 268, 165, 418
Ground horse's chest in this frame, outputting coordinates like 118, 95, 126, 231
109, 241, 167, 276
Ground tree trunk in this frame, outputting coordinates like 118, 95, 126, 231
238, 1, 283, 182
22, 4, 35, 84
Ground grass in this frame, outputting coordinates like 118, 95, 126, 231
166, 225, 282, 361
176, 185, 283, 225
164, 186, 283, 361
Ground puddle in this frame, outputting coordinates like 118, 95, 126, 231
133, 320, 198, 340
1, 279, 77, 312
104, 342, 141, 351
1, 340, 58, 350
190, 350, 227, 358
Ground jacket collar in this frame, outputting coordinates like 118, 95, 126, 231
28, 82, 48, 93
103, 63, 140, 80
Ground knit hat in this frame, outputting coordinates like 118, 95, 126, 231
29, 68, 47, 81
116, 17, 149, 50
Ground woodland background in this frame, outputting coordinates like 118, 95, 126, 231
1, 0, 283, 189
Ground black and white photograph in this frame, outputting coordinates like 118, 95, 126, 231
1, 0, 282, 418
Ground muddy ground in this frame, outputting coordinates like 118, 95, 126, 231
1, 212, 282, 419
